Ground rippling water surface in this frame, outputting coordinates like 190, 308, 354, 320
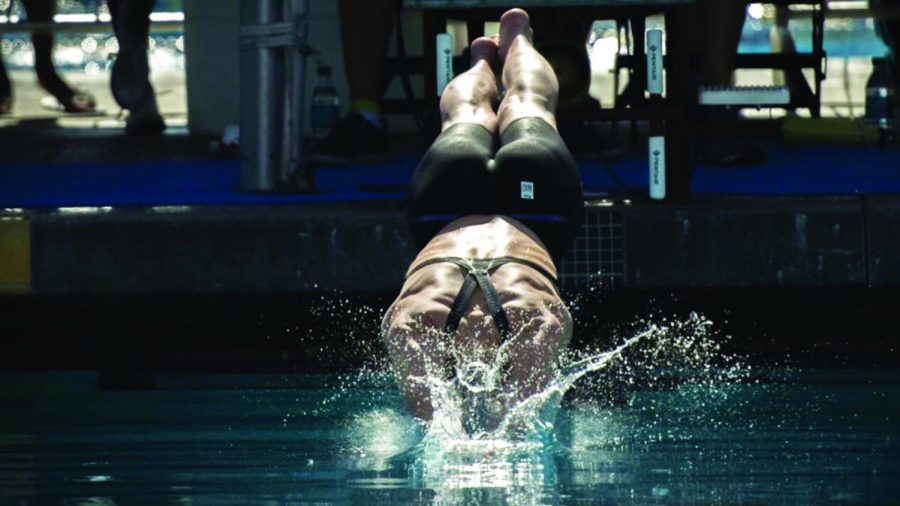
1, 362, 897, 505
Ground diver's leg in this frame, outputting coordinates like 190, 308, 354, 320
406, 37, 500, 246
497, 8, 558, 134
495, 10, 578, 401
393, 40, 505, 420
492, 10, 582, 263
439, 36, 500, 132
407, 38, 501, 248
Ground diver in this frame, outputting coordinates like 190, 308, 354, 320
381, 8, 583, 430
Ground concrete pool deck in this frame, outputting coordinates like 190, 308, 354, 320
7, 159, 900, 371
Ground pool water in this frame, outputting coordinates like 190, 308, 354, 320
0, 367, 897, 505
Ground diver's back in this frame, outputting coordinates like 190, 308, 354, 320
395, 215, 567, 350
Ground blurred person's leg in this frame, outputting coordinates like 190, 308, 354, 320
313, 0, 399, 162
696, 0, 746, 87
693, 1, 767, 166
108, 0, 166, 135
873, 0, 900, 139
517, 11, 594, 153
0, 53, 11, 114
771, 4, 813, 114
22, 0, 96, 112
873, 0, 900, 66
531, 12, 593, 111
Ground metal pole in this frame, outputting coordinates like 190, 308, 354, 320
240, 0, 279, 191
287, 0, 308, 183
257, 0, 278, 190
239, 0, 310, 191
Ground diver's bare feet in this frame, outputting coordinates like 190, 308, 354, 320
498, 8, 533, 62
470, 36, 499, 67
438, 37, 500, 132
496, 7, 559, 133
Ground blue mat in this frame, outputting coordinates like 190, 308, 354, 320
1, 146, 898, 208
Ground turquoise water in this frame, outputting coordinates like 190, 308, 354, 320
739, 17, 890, 57
0, 367, 897, 504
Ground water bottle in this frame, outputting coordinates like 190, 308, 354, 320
311, 64, 340, 142
865, 57, 894, 143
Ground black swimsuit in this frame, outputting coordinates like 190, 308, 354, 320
406, 118, 584, 264
407, 256, 559, 339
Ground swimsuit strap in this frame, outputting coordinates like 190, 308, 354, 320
406, 256, 559, 339
445, 259, 511, 339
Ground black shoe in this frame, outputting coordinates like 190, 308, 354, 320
111, 45, 165, 136
310, 112, 390, 164
0, 73, 11, 115
125, 97, 166, 136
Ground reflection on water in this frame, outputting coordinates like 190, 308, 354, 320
0, 366, 898, 503
331, 366, 899, 504
312, 312, 894, 504
341, 407, 558, 503
342, 407, 422, 472
413, 440, 558, 505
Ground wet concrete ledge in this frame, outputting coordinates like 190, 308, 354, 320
11, 195, 900, 294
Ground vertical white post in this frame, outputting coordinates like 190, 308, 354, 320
649, 136, 666, 200
646, 29, 663, 95
646, 28, 665, 200
436, 33, 454, 96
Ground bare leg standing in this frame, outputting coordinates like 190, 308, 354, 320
312, 0, 397, 162
338, 0, 398, 121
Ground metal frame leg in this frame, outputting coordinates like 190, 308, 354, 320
239, 0, 309, 192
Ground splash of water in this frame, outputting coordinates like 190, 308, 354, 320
300, 295, 746, 440
313, 305, 756, 503
424, 327, 657, 444
306, 299, 748, 447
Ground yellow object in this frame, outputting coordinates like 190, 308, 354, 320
0, 218, 31, 294
349, 98, 381, 115
782, 116, 881, 145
